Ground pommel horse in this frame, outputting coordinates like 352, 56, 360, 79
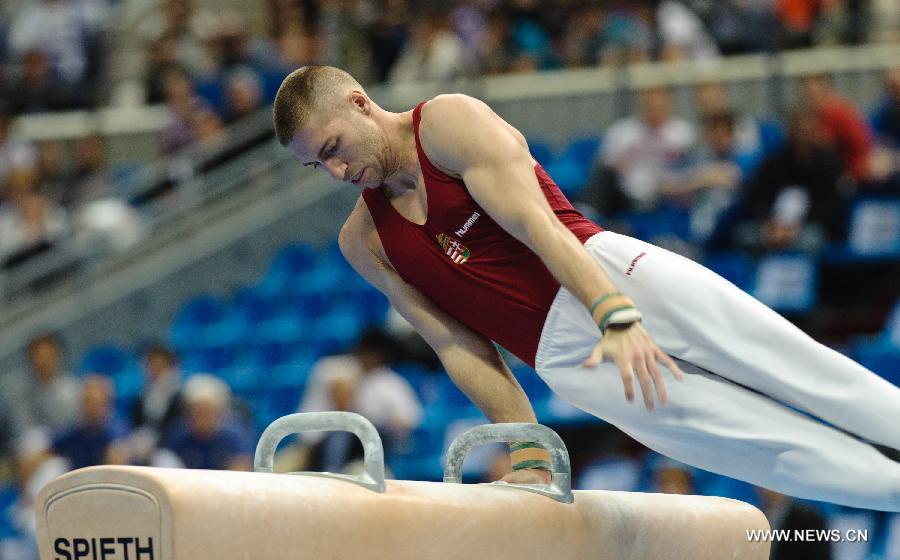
36, 412, 770, 559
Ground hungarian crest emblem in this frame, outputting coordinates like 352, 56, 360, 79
436, 233, 470, 264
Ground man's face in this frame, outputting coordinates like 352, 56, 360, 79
29, 341, 61, 383
289, 96, 387, 190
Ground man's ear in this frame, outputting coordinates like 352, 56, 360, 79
349, 91, 370, 115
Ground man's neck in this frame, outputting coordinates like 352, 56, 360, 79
378, 109, 420, 197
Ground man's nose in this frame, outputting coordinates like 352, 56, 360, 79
324, 159, 348, 181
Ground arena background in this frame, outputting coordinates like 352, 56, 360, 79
0, 0, 899, 558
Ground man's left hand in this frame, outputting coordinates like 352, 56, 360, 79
500, 468, 552, 485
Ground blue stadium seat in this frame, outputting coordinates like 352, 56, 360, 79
545, 158, 590, 197
703, 251, 756, 292
752, 253, 818, 313
78, 344, 131, 376
528, 140, 554, 167
563, 136, 601, 166
255, 244, 317, 297
846, 198, 900, 257
305, 310, 367, 356
854, 336, 900, 386
169, 294, 229, 351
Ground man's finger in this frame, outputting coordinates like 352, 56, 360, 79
581, 344, 604, 368
647, 354, 667, 404
615, 357, 635, 402
633, 353, 655, 411
659, 351, 685, 380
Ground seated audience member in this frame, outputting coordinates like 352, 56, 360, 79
664, 110, 762, 244
583, 86, 695, 216
727, 108, 847, 253
388, 7, 467, 84
801, 73, 874, 185
756, 487, 833, 560
870, 65, 900, 187
163, 374, 253, 471
160, 66, 214, 154
130, 344, 184, 463
352, 328, 422, 454
295, 327, 421, 471
51, 375, 129, 470
223, 68, 265, 124
4, 49, 78, 114
651, 459, 695, 495
0, 105, 36, 185
871, 65, 900, 150
0, 153, 69, 265
692, 80, 767, 155
0, 334, 81, 437
1, 428, 69, 557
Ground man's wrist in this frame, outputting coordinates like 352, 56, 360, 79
509, 440, 552, 472
589, 292, 642, 333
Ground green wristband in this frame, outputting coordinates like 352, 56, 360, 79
509, 441, 545, 453
589, 292, 624, 318
512, 459, 552, 472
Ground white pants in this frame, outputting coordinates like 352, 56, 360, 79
535, 231, 900, 511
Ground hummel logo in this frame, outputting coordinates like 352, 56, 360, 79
626, 252, 646, 276
455, 211, 481, 237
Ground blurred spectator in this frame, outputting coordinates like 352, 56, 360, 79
35, 140, 71, 207
131, 344, 184, 451
144, 32, 184, 105
352, 327, 422, 453
163, 374, 253, 471
51, 375, 130, 470
657, 1, 721, 62
277, 22, 326, 72
664, 109, 762, 244
318, 0, 373, 84
389, 7, 467, 84
475, 12, 513, 75
68, 134, 117, 207
160, 66, 213, 154
594, 4, 654, 67
0, 106, 36, 185
2, 428, 68, 556
7, 0, 107, 107
0, 154, 69, 265
4, 49, 77, 114
652, 459, 695, 495
776, 0, 827, 48
693, 81, 767, 155
583, 86, 695, 215
0, 334, 81, 437
729, 108, 847, 253
801, 73, 874, 185
368, 0, 410, 82
223, 69, 265, 124
296, 327, 420, 471
140, 0, 214, 79
757, 486, 833, 560
871, 66, 900, 150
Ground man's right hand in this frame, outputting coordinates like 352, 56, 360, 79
581, 322, 685, 411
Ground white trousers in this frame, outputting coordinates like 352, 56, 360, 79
534, 231, 900, 511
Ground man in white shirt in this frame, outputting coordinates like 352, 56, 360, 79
587, 87, 695, 214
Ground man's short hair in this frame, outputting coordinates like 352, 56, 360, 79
273, 65, 364, 146
26, 332, 63, 355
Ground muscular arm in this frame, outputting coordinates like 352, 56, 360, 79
418, 94, 683, 409
418, 95, 618, 325
338, 200, 537, 425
